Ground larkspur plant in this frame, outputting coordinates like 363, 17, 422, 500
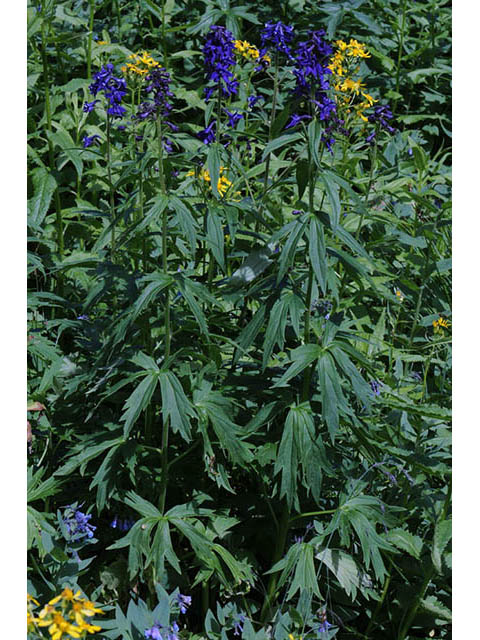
28, 1, 451, 639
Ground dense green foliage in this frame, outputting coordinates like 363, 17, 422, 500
27, 1, 451, 639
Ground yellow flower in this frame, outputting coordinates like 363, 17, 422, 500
71, 598, 104, 625
395, 289, 404, 303
28, 593, 40, 606
77, 618, 103, 634
234, 39, 263, 61
122, 51, 160, 77
97, 40, 108, 45
346, 38, 371, 58
432, 317, 451, 333
187, 166, 239, 199
38, 610, 82, 639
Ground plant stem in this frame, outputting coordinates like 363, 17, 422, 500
41, 17, 64, 293
260, 503, 290, 622
156, 117, 170, 360
365, 566, 391, 636
87, 0, 95, 79
106, 115, 116, 261
355, 141, 377, 242
393, 0, 408, 113
289, 509, 337, 524
263, 52, 280, 195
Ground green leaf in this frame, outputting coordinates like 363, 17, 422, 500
432, 518, 452, 573
121, 373, 159, 437
28, 167, 57, 228
132, 274, 173, 321
274, 410, 297, 507
230, 246, 273, 286
307, 119, 322, 169
207, 142, 222, 199
232, 305, 266, 366
274, 344, 322, 388
49, 124, 83, 178
206, 209, 225, 270
262, 132, 304, 160
316, 547, 366, 599
296, 158, 310, 200
277, 218, 308, 284
308, 216, 327, 294
318, 172, 341, 230
124, 491, 161, 518
288, 543, 320, 598
159, 371, 195, 441
317, 353, 341, 441
386, 528, 423, 560
262, 297, 289, 370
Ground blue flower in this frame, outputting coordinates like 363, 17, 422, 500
77, 314, 89, 321
176, 593, 192, 614
145, 67, 175, 118
203, 25, 238, 100
87, 63, 127, 119
368, 104, 395, 134
233, 614, 245, 637
145, 623, 163, 640
63, 505, 96, 541
260, 21, 295, 59
318, 620, 332, 633
82, 134, 101, 148
83, 99, 99, 113
247, 94, 263, 109
224, 109, 243, 128
197, 120, 216, 145
167, 621, 180, 640
285, 113, 311, 129
110, 516, 118, 528
370, 380, 383, 397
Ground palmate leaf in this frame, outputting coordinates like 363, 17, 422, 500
316, 547, 369, 600
386, 528, 424, 560
287, 543, 320, 599
121, 372, 159, 437
158, 371, 195, 441
273, 344, 323, 388
432, 518, 452, 573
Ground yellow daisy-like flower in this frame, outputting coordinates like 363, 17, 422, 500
121, 51, 160, 77
346, 38, 371, 58
187, 166, 239, 198
395, 289, 404, 303
234, 39, 269, 64
432, 317, 451, 333
28, 593, 40, 606
97, 40, 108, 45
38, 610, 82, 639
77, 618, 103, 634
71, 598, 104, 625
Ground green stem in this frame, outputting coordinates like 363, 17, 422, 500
106, 115, 116, 261
156, 117, 170, 360
87, 0, 95, 79
262, 52, 280, 195
393, 0, 408, 113
289, 509, 336, 524
41, 17, 64, 293
260, 503, 290, 622
161, 0, 168, 69
397, 566, 434, 640
355, 142, 377, 242
158, 413, 169, 514
365, 565, 392, 636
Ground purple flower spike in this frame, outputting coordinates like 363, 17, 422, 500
145, 623, 163, 640
285, 113, 311, 129
82, 134, 101, 148
198, 120, 216, 145
176, 593, 192, 614
260, 21, 295, 59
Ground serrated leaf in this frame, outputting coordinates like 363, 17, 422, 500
432, 519, 452, 573
386, 528, 423, 560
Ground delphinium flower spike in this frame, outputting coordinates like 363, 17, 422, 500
260, 21, 295, 60
203, 25, 238, 101
87, 62, 127, 118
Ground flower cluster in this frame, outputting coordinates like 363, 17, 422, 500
87, 63, 127, 118
328, 39, 376, 123
175, 593, 192, 615
63, 505, 96, 541
260, 21, 294, 59
292, 30, 336, 121
134, 66, 176, 126
234, 39, 265, 63
366, 104, 395, 143
27, 589, 104, 639
432, 316, 450, 333
121, 50, 159, 77
145, 621, 179, 640
203, 25, 238, 101
187, 166, 237, 198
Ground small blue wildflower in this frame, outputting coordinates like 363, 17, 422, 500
77, 314, 89, 321
233, 614, 246, 637
247, 94, 263, 109
368, 104, 395, 134
224, 109, 243, 128
312, 299, 332, 319
117, 124, 126, 131
63, 505, 96, 541
82, 134, 101, 148
110, 516, 118, 528
88, 63, 127, 119
167, 621, 180, 640
293, 535, 304, 543
285, 113, 311, 129
176, 593, 192, 614
318, 620, 332, 633
366, 130, 376, 145
408, 147, 413, 156
145, 67, 175, 118
292, 209, 303, 216
411, 371, 422, 382
260, 21, 295, 59
145, 623, 163, 640
198, 121, 216, 144
83, 99, 99, 113
370, 380, 383, 397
